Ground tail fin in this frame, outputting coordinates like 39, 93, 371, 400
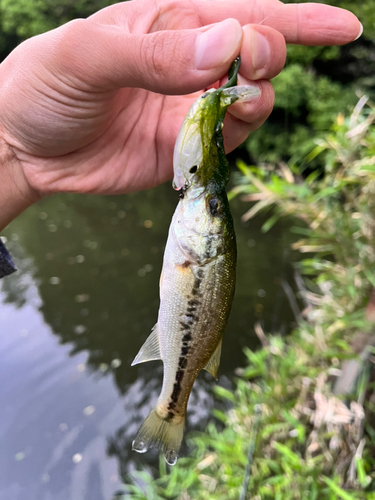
132, 408, 185, 465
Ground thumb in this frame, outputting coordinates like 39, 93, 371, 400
50, 18, 243, 95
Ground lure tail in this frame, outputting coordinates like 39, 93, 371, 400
132, 408, 185, 465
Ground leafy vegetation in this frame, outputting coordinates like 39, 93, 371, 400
115, 101, 375, 499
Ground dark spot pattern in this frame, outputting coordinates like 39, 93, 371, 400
189, 299, 199, 306
182, 332, 192, 342
178, 357, 188, 369
204, 238, 212, 260
168, 272, 204, 413
209, 198, 220, 217
166, 411, 175, 422
189, 165, 198, 174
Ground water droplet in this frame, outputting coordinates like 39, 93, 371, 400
15, 452, 25, 461
132, 440, 148, 453
64, 220, 72, 228
59, 423, 68, 432
165, 450, 178, 466
49, 277, 60, 285
247, 239, 256, 247
258, 289, 266, 298
138, 269, 146, 277
99, 363, 109, 373
83, 405, 95, 416
144, 264, 153, 273
89, 242, 98, 250
118, 211, 126, 219
72, 453, 83, 464
39, 212, 48, 220
76, 255, 85, 263
10, 233, 19, 241
42, 474, 50, 483
144, 220, 153, 228
48, 224, 57, 233
76, 363, 86, 372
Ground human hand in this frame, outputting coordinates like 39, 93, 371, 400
0, 0, 361, 227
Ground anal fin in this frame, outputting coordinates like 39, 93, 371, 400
131, 324, 161, 366
203, 339, 222, 379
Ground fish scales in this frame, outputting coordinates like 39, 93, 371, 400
157, 190, 236, 417
131, 57, 260, 465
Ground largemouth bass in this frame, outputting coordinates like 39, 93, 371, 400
132, 58, 260, 465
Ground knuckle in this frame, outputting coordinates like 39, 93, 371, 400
142, 31, 174, 79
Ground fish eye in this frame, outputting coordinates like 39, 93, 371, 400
189, 165, 198, 174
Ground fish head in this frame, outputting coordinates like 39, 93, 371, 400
173, 83, 260, 192
172, 89, 217, 191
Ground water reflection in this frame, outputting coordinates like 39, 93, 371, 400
0, 183, 296, 498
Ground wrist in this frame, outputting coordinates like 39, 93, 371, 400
0, 132, 40, 231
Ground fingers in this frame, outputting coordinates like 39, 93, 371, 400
219, 23, 283, 152
224, 79, 274, 153
48, 18, 243, 95
240, 24, 286, 80
193, 0, 362, 45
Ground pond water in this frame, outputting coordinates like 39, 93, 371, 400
0, 182, 296, 499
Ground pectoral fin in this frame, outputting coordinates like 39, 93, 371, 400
203, 339, 222, 379
131, 324, 161, 366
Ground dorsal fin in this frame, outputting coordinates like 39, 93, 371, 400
203, 339, 222, 379
131, 324, 161, 366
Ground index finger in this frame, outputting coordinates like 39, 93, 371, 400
193, 0, 362, 45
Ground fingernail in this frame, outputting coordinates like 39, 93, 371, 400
354, 22, 363, 41
251, 30, 270, 72
195, 19, 242, 70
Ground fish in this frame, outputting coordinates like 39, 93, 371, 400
131, 58, 260, 465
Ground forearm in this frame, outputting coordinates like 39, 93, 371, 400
0, 136, 39, 231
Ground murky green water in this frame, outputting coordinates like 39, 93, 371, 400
0, 183, 296, 499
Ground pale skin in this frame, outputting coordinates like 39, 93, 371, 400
0, 0, 361, 232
